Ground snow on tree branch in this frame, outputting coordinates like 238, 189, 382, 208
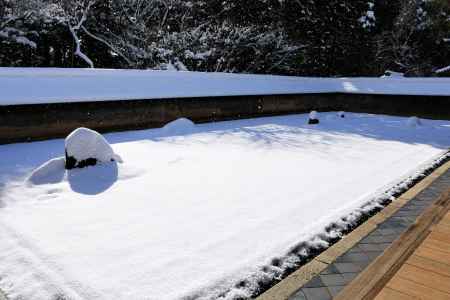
62, 0, 96, 68
435, 65, 450, 74
0, 10, 36, 49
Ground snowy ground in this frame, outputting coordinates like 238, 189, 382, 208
0, 113, 449, 300
1, 68, 450, 105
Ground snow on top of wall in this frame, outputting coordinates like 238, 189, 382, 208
1, 68, 450, 106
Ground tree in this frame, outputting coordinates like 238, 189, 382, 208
0, 0, 447, 76
0, 0, 38, 65
281, 0, 374, 76
58, 0, 97, 68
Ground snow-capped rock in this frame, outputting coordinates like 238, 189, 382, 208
381, 70, 405, 78
407, 116, 422, 127
65, 127, 122, 169
27, 157, 66, 185
308, 111, 319, 124
162, 118, 196, 135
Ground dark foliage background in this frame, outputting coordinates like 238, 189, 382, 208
1, 0, 449, 76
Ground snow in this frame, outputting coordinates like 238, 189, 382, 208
406, 116, 422, 128
65, 127, 122, 168
309, 111, 318, 120
435, 65, 450, 74
162, 118, 196, 135
26, 157, 65, 185
380, 70, 405, 78
13, 36, 37, 48
0, 28, 37, 49
0, 112, 449, 300
1, 68, 450, 106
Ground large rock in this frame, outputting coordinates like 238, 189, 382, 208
65, 127, 122, 169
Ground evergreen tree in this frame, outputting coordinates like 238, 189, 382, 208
281, 0, 373, 76
0, 0, 448, 76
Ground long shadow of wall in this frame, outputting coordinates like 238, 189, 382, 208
1, 93, 449, 145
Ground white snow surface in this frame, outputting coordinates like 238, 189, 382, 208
65, 127, 121, 164
0, 113, 449, 300
1, 68, 450, 106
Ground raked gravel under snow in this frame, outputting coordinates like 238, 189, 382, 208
0, 112, 449, 300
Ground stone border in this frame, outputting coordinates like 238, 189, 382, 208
1, 93, 449, 144
257, 160, 450, 300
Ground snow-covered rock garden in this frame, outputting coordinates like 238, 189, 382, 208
0, 112, 449, 300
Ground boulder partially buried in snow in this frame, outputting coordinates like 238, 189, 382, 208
65, 127, 122, 169
337, 111, 345, 118
407, 116, 422, 127
162, 118, 196, 135
308, 111, 319, 124
27, 157, 66, 185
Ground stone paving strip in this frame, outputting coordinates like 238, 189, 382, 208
258, 160, 450, 300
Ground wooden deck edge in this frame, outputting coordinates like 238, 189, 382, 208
257, 160, 450, 300
335, 188, 450, 300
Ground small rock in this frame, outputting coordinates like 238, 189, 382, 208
406, 116, 422, 127
27, 157, 66, 185
308, 111, 319, 124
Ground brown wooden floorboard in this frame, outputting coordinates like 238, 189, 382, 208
336, 188, 450, 300
415, 245, 450, 266
375, 193, 450, 300
374, 287, 416, 300
396, 264, 450, 294
385, 276, 450, 300
407, 255, 450, 278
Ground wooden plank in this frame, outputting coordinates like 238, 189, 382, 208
335, 209, 434, 300
415, 245, 450, 267
439, 215, 450, 226
432, 223, 450, 234
386, 276, 450, 300
335, 188, 450, 300
443, 211, 450, 221
374, 287, 417, 300
396, 264, 450, 294
407, 255, 450, 277
428, 230, 450, 245
422, 236, 450, 254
